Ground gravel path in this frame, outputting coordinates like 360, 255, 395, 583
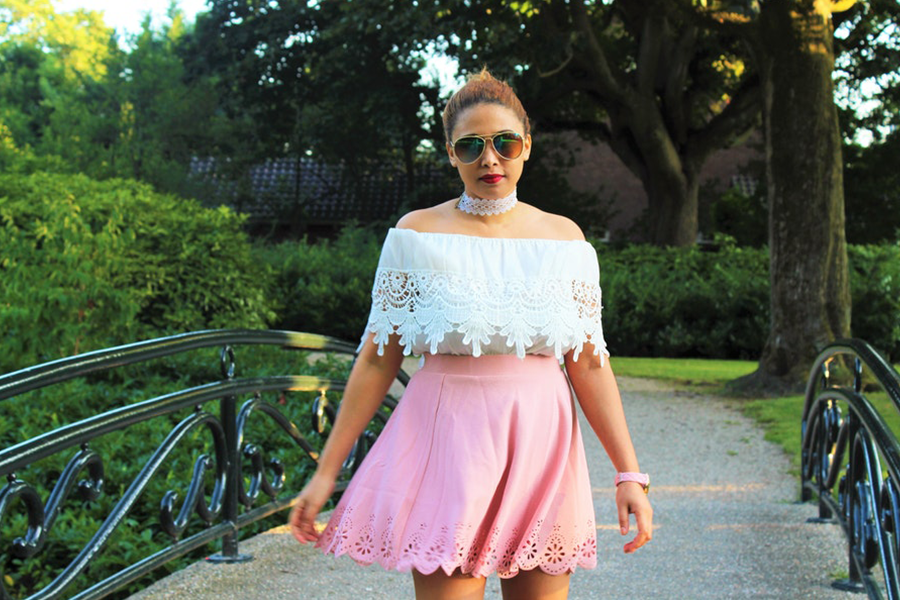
128, 373, 855, 600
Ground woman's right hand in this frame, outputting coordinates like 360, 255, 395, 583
288, 472, 336, 544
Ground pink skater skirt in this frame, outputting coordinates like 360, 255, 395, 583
315, 354, 598, 578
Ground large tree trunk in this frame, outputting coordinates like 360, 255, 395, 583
643, 163, 700, 247
739, 0, 851, 392
612, 94, 701, 247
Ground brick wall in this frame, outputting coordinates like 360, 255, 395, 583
554, 132, 763, 241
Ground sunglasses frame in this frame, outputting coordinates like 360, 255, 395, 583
449, 131, 526, 165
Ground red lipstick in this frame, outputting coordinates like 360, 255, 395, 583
480, 174, 503, 184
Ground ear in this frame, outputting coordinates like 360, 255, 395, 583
446, 142, 458, 167
522, 134, 533, 162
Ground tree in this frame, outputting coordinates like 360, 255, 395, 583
181, 1, 444, 192
425, 0, 860, 387
677, 0, 852, 390
754, 0, 851, 389
0, 1, 220, 195
843, 131, 900, 244
0, 0, 113, 160
832, 0, 900, 144
834, 0, 900, 244
402, 0, 763, 246
89, 12, 219, 193
0, 0, 113, 81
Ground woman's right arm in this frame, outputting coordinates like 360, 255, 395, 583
289, 333, 405, 543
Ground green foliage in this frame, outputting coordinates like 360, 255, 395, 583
844, 132, 900, 244
183, 1, 442, 169
595, 242, 771, 360
701, 175, 768, 248
0, 172, 276, 372
847, 244, 900, 359
255, 227, 382, 343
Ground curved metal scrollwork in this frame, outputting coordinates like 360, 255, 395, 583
0, 329, 405, 599
801, 339, 900, 598
0, 476, 45, 562
159, 415, 228, 540
0, 446, 104, 567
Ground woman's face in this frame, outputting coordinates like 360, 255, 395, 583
446, 103, 532, 200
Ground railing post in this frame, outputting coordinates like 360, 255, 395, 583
207, 345, 252, 564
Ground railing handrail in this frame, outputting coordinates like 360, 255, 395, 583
0, 329, 363, 402
801, 338, 900, 599
802, 338, 900, 425
0, 329, 405, 600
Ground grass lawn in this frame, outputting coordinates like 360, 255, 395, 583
611, 356, 757, 385
613, 356, 900, 473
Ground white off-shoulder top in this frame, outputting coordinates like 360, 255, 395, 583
359, 228, 609, 363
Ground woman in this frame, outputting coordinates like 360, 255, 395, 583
290, 69, 652, 600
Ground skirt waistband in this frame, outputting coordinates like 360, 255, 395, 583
419, 354, 562, 376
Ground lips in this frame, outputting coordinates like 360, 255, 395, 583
480, 174, 504, 184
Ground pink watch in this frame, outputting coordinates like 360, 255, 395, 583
615, 472, 650, 494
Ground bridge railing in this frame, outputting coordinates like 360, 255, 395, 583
0, 329, 407, 600
802, 338, 900, 598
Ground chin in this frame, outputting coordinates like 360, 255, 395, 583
472, 184, 515, 199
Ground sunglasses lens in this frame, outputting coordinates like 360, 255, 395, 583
454, 137, 485, 164
493, 133, 524, 160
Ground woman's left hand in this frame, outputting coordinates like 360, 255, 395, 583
616, 481, 653, 554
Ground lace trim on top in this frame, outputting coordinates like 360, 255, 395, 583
359, 229, 609, 363
365, 269, 606, 362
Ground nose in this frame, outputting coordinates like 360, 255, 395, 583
480, 140, 502, 165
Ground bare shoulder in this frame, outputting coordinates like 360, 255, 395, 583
395, 200, 458, 231
521, 204, 586, 242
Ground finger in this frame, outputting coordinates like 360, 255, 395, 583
289, 501, 320, 544
624, 510, 653, 554
618, 501, 631, 536
624, 527, 651, 553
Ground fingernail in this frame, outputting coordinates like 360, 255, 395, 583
621, 526, 627, 534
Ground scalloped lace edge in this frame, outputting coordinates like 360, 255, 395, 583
317, 509, 598, 579
360, 269, 609, 363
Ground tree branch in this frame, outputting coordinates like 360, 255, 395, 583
636, 14, 665, 96
685, 75, 762, 165
567, 0, 627, 103
662, 21, 698, 145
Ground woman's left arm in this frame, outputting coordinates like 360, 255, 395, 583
565, 347, 653, 554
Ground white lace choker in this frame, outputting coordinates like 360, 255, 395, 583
457, 189, 518, 216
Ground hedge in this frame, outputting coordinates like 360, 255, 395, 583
0, 172, 277, 373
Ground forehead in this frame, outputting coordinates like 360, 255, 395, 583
452, 103, 524, 138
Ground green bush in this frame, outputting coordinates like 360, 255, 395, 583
0, 172, 277, 372
847, 244, 900, 360
255, 226, 382, 343
595, 242, 770, 359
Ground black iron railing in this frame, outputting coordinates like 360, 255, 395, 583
0, 329, 407, 600
801, 338, 900, 598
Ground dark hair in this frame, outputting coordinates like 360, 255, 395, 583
442, 68, 531, 143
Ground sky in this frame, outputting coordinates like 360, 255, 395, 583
54, 0, 210, 35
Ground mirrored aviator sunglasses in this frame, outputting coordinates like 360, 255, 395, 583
451, 131, 525, 164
